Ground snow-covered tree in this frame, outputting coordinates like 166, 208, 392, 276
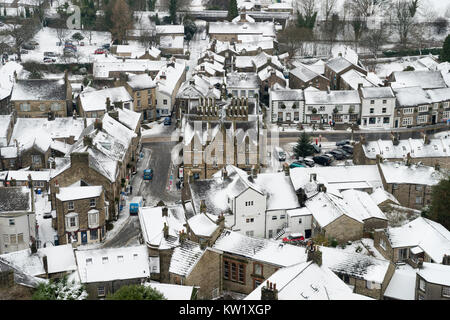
32, 276, 88, 300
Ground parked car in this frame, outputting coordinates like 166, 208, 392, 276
28, 40, 39, 46
164, 117, 172, 125
95, 48, 106, 54
341, 145, 354, 154
289, 161, 306, 169
323, 153, 335, 161
275, 147, 286, 161
80, 41, 85, 46
303, 157, 315, 167
20, 49, 28, 54
329, 149, 347, 160
311, 144, 321, 153
313, 155, 332, 166
43, 57, 56, 63
102, 43, 111, 50
44, 51, 57, 57
336, 139, 350, 146
22, 43, 35, 50
337, 147, 352, 157
282, 233, 305, 243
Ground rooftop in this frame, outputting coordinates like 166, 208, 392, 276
55, 186, 103, 202
0, 187, 32, 213
304, 90, 361, 105
168, 240, 205, 277
79, 87, 133, 112
11, 79, 66, 101
379, 162, 443, 185
391, 71, 447, 89
418, 262, 450, 286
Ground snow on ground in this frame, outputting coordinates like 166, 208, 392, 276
34, 191, 57, 248
332, 238, 387, 261
142, 121, 172, 137
21, 27, 112, 64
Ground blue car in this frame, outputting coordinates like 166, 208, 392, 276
164, 117, 172, 125
143, 169, 153, 180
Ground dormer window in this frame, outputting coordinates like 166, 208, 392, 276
102, 257, 108, 264
86, 258, 93, 265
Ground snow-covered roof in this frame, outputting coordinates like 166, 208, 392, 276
320, 246, 391, 283
159, 35, 184, 49
51, 140, 70, 154
341, 69, 377, 89
126, 73, 156, 90
138, 205, 186, 249
305, 192, 364, 228
304, 90, 361, 105
384, 217, 450, 263
0, 187, 32, 213
286, 207, 313, 218
244, 261, 372, 300
11, 79, 66, 101
155, 61, 186, 96
289, 165, 383, 192
391, 71, 447, 89
0, 146, 17, 158
232, 13, 255, 23
212, 229, 307, 267
383, 268, 416, 300
270, 88, 304, 101
418, 262, 450, 286
226, 72, 259, 89
425, 87, 450, 103
234, 39, 274, 53
0, 115, 12, 146
370, 187, 400, 206
326, 57, 355, 73
258, 66, 285, 83
75, 246, 149, 283
253, 172, 300, 211
7, 170, 50, 182
341, 189, 387, 221
56, 186, 102, 202
379, 162, 443, 186
79, 86, 133, 112
155, 25, 184, 34
101, 113, 137, 146
360, 86, 395, 99
187, 213, 219, 238
209, 22, 276, 38
93, 59, 167, 78
117, 107, 141, 131
362, 137, 450, 159
393, 86, 430, 107
145, 282, 195, 300
168, 240, 205, 277
290, 63, 322, 83
177, 75, 221, 100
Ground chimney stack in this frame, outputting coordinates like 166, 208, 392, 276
42, 255, 48, 276
418, 258, 423, 269
163, 223, 169, 239
200, 200, 207, 214
434, 162, 440, 171
306, 241, 322, 266
162, 207, 168, 217
310, 173, 317, 182
261, 281, 278, 300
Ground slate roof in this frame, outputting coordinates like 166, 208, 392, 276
168, 240, 205, 277
391, 71, 447, 89
0, 187, 32, 213
11, 79, 66, 101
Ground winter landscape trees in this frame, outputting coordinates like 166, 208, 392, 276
293, 132, 315, 158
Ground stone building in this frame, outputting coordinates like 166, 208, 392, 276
77, 86, 133, 119
415, 262, 450, 300
10, 73, 72, 118
377, 161, 443, 210
324, 56, 367, 90
359, 86, 396, 129
289, 64, 330, 91
269, 88, 304, 123
54, 185, 106, 246
121, 73, 157, 121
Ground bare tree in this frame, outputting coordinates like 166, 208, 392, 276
351, 15, 366, 47
297, 0, 318, 29
408, 0, 421, 17
55, 26, 70, 45
0, 16, 39, 61
110, 0, 134, 44
349, 0, 374, 19
361, 26, 387, 59
434, 17, 448, 35
324, 13, 342, 53
394, 0, 415, 48
322, 0, 337, 23
277, 24, 313, 60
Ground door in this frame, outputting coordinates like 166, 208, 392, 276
305, 229, 312, 239
395, 119, 399, 128
81, 231, 88, 244
432, 114, 436, 124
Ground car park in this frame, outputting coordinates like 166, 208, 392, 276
303, 157, 315, 167
275, 147, 286, 161
289, 161, 306, 168
313, 155, 332, 166
336, 139, 350, 146
311, 144, 321, 153
95, 48, 106, 54
43, 57, 56, 63
341, 145, 354, 154
329, 149, 347, 160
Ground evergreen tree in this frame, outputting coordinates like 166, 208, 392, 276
293, 131, 315, 158
107, 285, 166, 300
440, 34, 450, 63
427, 175, 450, 230
169, 0, 177, 24
227, 0, 238, 21
297, 12, 317, 29
32, 276, 88, 300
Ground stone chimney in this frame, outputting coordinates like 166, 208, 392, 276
94, 118, 103, 131
434, 162, 440, 171
317, 183, 327, 193
283, 162, 289, 176
179, 229, 187, 243
216, 213, 225, 229
163, 223, 169, 239
310, 173, 317, 182
222, 167, 228, 179
327, 86, 330, 94
27, 174, 32, 189
200, 200, 207, 214
106, 97, 111, 111
418, 258, 423, 269
162, 207, 168, 217
261, 281, 278, 300
109, 109, 119, 121
391, 131, 399, 146
83, 135, 93, 147
160, 72, 167, 80
306, 242, 322, 266
376, 154, 383, 164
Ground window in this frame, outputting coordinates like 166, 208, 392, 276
3, 234, 9, 245
370, 108, 374, 114
246, 218, 254, 223
90, 198, 96, 207
319, 106, 325, 111
382, 107, 386, 113
224, 260, 229, 279
382, 100, 387, 104
245, 201, 254, 206
433, 103, 439, 110
136, 91, 141, 97
268, 230, 273, 238
8, 219, 15, 226
272, 216, 277, 220
442, 286, 450, 298
86, 258, 93, 265
97, 286, 105, 297
102, 257, 108, 264
369, 117, 376, 124
17, 233, 23, 243
403, 108, 414, 114
90, 229, 98, 240
124, 103, 130, 109
444, 111, 450, 119
238, 264, 244, 282
137, 100, 141, 107
307, 106, 313, 111
69, 217, 77, 227
32, 155, 41, 165
163, 100, 167, 105
392, 184, 398, 190
133, 253, 138, 260
91, 112, 97, 118
39, 104, 46, 111
51, 103, 61, 111
254, 263, 263, 276
245, 230, 254, 237
231, 263, 237, 281
399, 248, 408, 260
10, 234, 17, 244
117, 255, 124, 262
415, 185, 423, 191
254, 278, 263, 289
370, 100, 375, 104
147, 89, 151, 95
224, 260, 245, 283
416, 196, 423, 204
419, 279, 426, 292
402, 117, 413, 126
383, 117, 390, 124
418, 105, 429, 112
68, 201, 74, 210
417, 115, 428, 124
240, 90, 246, 97
298, 218, 302, 224
280, 214, 285, 219
380, 238, 387, 250
20, 103, 31, 111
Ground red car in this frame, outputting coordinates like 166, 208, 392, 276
94, 48, 106, 54
282, 233, 305, 243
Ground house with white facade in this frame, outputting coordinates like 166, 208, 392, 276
0, 187, 35, 255
226, 72, 260, 105
359, 86, 396, 128
155, 60, 187, 117
269, 88, 304, 123
78, 87, 133, 118
304, 89, 361, 125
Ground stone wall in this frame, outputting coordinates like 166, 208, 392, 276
289, 73, 329, 91
85, 278, 145, 300
323, 215, 364, 243
14, 100, 68, 118
374, 230, 394, 262
363, 218, 388, 232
